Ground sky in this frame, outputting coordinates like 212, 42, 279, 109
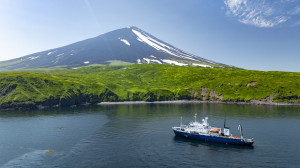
0, 0, 300, 72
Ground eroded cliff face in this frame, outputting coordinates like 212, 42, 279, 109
249, 94, 275, 104
185, 88, 298, 104
1, 85, 299, 111
187, 88, 223, 101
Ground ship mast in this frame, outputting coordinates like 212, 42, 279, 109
180, 117, 182, 127
238, 125, 244, 139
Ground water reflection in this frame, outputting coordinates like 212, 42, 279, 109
1, 103, 300, 119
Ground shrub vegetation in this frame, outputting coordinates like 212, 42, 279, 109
1, 64, 300, 109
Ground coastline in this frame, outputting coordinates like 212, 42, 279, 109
97, 100, 300, 106
1, 100, 299, 112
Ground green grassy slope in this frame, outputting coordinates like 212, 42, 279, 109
1, 64, 300, 109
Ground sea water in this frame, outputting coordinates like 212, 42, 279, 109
0, 103, 299, 167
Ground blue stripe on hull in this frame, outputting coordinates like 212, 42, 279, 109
173, 130, 253, 146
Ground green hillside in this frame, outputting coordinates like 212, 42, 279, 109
1, 64, 300, 110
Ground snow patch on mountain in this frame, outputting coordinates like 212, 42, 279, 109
29, 56, 39, 60
47, 51, 57, 55
151, 59, 162, 64
192, 63, 212, 68
118, 38, 130, 46
132, 29, 178, 57
142, 58, 162, 64
162, 59, 188, 66
143, 58, 150, 64
56, 53, 64, 57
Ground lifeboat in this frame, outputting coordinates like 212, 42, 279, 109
209, 128, 221, 133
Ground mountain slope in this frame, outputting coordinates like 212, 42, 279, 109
0, 26, 228, 71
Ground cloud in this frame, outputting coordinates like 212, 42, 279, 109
224, 0, 299, 28
288, 6, 300, 15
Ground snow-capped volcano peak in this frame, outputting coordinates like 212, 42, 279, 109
0, 26, 227, 71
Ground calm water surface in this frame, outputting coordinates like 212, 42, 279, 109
0, 103, 300, 168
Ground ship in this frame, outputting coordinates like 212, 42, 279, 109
172, 114, 254, 146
